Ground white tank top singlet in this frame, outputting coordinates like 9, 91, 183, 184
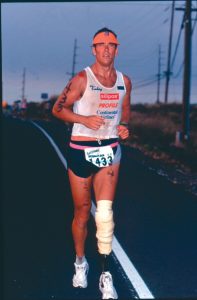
71, 66, 126, 139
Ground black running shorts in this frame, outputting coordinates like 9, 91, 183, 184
67, 138, 121, 178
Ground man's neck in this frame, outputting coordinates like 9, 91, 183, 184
91, 63, 115, 78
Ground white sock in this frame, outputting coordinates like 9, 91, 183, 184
76, 255, 86, 265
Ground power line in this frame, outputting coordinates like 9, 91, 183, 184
120, 5, 168, 48
176, 0, 197, 141
170, 11, 185, 70
164, 0, 175, 104
172, 12, 197, 79
156, 44, 162, 104
173, 61, 184, 78
120, 5, 159, 40
66, 38, 78, 80
134, 75, 156, 85
21, 68, 26, 101
171, 2, 197, 77
133, 77, 165, 90
123, 50, 157, 65
191, 3, 197, 34
182, 0, 192, 140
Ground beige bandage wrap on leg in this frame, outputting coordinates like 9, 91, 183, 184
95, 200, 115, 255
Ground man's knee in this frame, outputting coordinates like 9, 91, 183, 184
95, 200, 114, 255
74, 202, 91, 228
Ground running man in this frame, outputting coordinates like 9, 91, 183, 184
52, 27, 131, 299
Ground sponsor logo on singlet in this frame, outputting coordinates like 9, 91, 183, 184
99, 102, 118, 108
97, 109, 118, 119
90, 85, 102, 91
100, 93, 119, 100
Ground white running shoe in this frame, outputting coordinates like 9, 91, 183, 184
72, 260, 89, 288
99, 271, 118, 299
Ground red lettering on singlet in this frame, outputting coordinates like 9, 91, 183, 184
99, 102, 118, 108
100, 93, 119, 100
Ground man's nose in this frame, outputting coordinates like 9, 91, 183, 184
104, 45, 110, 52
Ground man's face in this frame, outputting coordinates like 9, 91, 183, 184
92, 42, 118, 66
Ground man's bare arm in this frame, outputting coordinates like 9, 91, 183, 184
120, 75, 132, 124
52, 71, 86, 123
52, 71, 104, 130
117, 75, 132, 139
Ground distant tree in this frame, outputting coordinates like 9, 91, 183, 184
26, 102, 40, 119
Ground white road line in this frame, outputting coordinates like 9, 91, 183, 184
32, 121, 154, 299
31, 121, 67, 169
90, 203, 154, 299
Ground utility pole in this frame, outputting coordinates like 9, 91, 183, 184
164, 0, 175, 104
156, 44, 161, 104
182, 0, 191, 140
22, 68, 26, 101
176, 0, 197, 141
67, 38, 78, 80
72, 38, 77, 78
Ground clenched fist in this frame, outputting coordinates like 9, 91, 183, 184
117, 124, 129, 140
83, 115, 105, 130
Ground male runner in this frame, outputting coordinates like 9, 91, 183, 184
52, 27, 131, 299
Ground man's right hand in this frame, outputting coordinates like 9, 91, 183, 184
82, 115, 105, 130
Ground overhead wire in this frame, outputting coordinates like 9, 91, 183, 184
173, 61, 184, 78
120, 4, 168, 49
120, 3, 170, 88
124, 47, 157, 61
191, 1, 197, 34
134, 75, 157, 85
170, 11, 185, 70
133, 76, 165, 90
119, 2, 196, 96
172, 3, 197, 78
120, 5, 158, 40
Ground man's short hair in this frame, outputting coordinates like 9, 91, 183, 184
93, 27, 117, 39
92, 27, 119, 46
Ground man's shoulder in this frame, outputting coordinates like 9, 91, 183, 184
70, 69, 87, 92
120, 73, 132, 91
122, 73, 132, 86
75, 69, 87, 80
121, 73, 131, 81
71, 69, 87, 84
116, 69, 131, 82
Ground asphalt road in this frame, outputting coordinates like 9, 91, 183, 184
2, 116, 197, 300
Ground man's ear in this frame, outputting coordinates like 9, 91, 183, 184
92, 46, 96, 56
115, 47, 118, 56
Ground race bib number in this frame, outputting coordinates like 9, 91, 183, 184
84, 145, 114, 168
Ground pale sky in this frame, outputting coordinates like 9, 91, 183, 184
2, 1, 197, 104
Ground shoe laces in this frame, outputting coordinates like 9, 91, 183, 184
75, 262, 88, 275
101, 272, 113, 289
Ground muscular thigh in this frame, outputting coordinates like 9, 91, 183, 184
68, 168, 92, 209
93, 163, 120, 201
